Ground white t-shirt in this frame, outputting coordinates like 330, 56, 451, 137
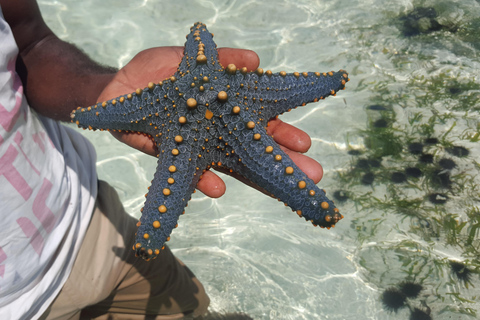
0, 8, 97, 319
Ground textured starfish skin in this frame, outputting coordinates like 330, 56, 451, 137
71, 22, 349, 260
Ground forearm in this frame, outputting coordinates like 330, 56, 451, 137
18, 35, 117, 122
1, 0, 117, 122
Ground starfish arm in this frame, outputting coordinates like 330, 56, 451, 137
134, 140, 201, 260
240, 70, 349, 124
176, 22, 222, 77
222, 125, 343, 228
70, 80, 177, 134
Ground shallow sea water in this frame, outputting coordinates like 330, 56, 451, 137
39, 0, 480, 319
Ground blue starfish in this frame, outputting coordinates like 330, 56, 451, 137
71, 22, 348, 260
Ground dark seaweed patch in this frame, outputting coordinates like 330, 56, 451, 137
361, 172, 375, 185
405, 167, 423, 178
348, 149, 363, 156
399, 7, 443, 37
450, 261, 472, 284
428, 193, 448, 204
368, 159, 382, 168
446, 146, 469, 157
409, 308, 432, 320
333, 190, 349, 202
408, 142, 424, 155
419, 153, 434, 164
366, 104, 389, 111
391, 172, 407, 183
373, 119, 389, 128
381, 287, 406, 312
438, 158, 456, 170
398, 281, 423, 298
356, 158, 381, 170
448, 86, 463, 95
424, 137, 439, 145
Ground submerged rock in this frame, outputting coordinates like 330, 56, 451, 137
399, 7, 443, 37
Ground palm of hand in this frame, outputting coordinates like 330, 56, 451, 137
96, 46, 322, 197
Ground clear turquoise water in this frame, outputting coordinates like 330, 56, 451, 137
39, 0, 480, 319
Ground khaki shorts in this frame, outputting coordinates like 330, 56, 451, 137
40, 180, 209, 320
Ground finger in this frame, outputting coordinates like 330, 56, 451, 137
129, 46, 184, 80
266, 118, 312, 153
217, 48, 260, 71
280, 146, 323, 184
196, 170, 227, 198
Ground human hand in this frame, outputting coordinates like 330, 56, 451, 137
97, 47, 323, 198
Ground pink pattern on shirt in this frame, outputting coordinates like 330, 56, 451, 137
14, 132, 40, 175
0, 95, 22, 132
16, 217, 45, 256
32, 132, 46, 153
0, 145, 32, 200
33, 178, 57, 233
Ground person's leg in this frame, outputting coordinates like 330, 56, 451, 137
41, 180, 209, 320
